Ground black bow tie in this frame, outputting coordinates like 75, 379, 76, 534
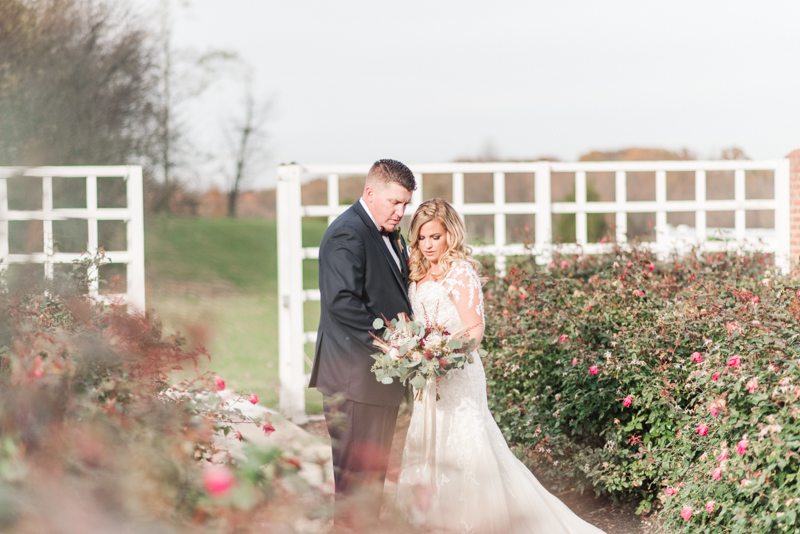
379, 226, 392, 237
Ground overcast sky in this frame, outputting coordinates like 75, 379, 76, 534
136, 0, 800, 190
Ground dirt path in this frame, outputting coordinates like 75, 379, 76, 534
302, 410, 656, 534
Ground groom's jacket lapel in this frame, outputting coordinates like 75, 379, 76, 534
353, 201, 411, 307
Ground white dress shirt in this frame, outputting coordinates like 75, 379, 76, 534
359, 197, 402, 271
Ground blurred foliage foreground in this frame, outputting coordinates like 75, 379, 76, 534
484, 248, 800, 533
0, 255, 334, 533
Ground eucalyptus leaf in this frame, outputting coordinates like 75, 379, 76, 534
410, 375, 427, 390
381, 377, 394, 384
373, 318, 384, 330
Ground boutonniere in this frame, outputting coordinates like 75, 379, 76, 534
393, 229, 404, 253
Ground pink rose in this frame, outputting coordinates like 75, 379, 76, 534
559, 260, 569, 269
737, 438, 747, 455
600, 237, 607, 244
712, 373, 720, 381
572, 358, 578, 366
718, 450, 728, 461
203, 465, 235, 496
710, 406, 719, 417
712, 467, 722, 480
648, 263, 655, 271
548, 262, 556, 269
746, 378, 758, 394
697, 423, 709, 436
558, 334, 568, 344
623, 395, 632, 408
665, 487, 675, 496
32, 357, 45, 379
706, 501, 715, 513
249, 393, 259, 405
519, 292, 527, 300
752, 296, 759, 304
691, 352, 703, 363
214, 376, 226, 391
633, 290, 645, 297
263, 422, 276, 436
589, 365, 598, 376
588, 305, 593, 311
726, 322, 739, 334
682, 506, 692, 521
235, 430, 243, 441
727, 355, 741, 367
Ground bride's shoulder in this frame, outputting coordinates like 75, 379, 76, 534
443, 260, 481, 287
448, 259, 479, 277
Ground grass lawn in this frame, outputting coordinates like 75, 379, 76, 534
145, 216, 327, 413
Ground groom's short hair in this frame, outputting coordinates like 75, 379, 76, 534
366, 159, 417, 192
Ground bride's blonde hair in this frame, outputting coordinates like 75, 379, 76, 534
408, 198, 482, 283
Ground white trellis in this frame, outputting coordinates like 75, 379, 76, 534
277, 159, 791, 421
0, 166, 146, 310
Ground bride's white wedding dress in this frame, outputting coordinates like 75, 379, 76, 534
396, 260, 606, 533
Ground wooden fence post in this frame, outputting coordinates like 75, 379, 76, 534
787, 149, 800, 267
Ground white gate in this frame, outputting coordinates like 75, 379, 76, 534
277, 159, 791, 421
0, 166, 145, 310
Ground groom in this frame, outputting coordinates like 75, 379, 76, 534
309, 159, 415, 522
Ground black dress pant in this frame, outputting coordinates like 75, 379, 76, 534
323, 394, 399, 523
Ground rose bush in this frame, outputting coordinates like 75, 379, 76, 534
482, 247, 800, 533
0, 256, 326, 532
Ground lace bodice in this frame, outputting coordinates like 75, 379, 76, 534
409, 260, 485, 335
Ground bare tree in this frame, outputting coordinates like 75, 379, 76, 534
147, 0, 238, 213
225, 81, 269, 217
0, 0, 158, 166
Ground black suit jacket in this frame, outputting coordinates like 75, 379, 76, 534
308, 201, 412, 406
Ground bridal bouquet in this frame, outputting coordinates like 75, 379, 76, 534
369, 312, 482, 397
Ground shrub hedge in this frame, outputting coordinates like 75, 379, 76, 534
483, 248, 800, 533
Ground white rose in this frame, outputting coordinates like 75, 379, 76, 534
389, 348, 400, 360
409, 351, 423, 361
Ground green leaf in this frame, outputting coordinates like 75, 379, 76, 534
448, 338, 464, 349
410, 375, 427, 390
373, 318, 384, 330
381, 377, 394, 385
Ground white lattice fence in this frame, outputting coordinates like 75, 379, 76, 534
277, 159, 791, 421
0, 166, 145, 310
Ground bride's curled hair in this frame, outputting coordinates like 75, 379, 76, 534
407, 198, 482, 283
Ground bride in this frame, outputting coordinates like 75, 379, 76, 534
395, 198, 606, 533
